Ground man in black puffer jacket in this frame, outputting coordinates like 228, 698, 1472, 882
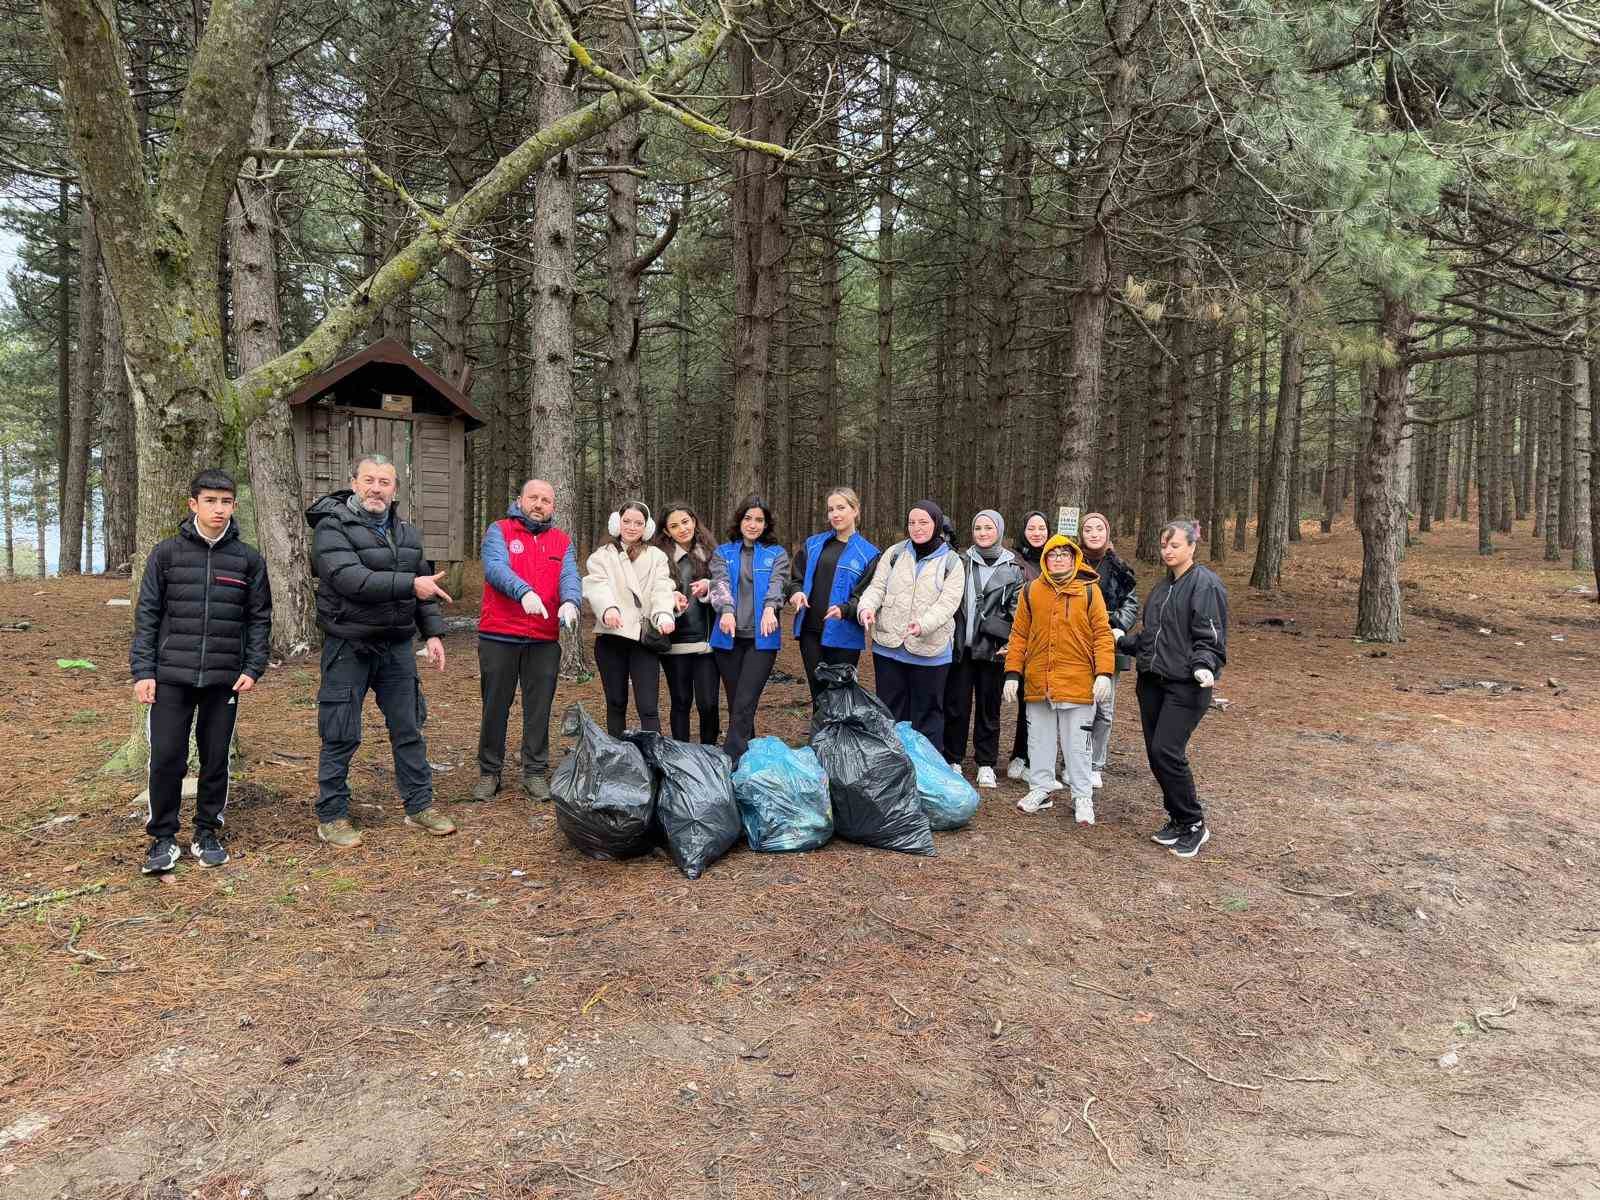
131, 469, 272, 874
306, 454, 455, 847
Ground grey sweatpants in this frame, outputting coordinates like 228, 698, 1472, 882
1026, 699, 1095, 801
1090, 675, 1117, 771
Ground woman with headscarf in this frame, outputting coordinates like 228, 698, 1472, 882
856, 500, 966, 747
1002, 535, 1115, 823
943, 510, 1025, 788
1119, 516, 1228, 859
1006, 510, 1052, 781
1077, 513, 1139, 790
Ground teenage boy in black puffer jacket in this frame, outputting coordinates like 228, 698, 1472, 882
130, 469, 273, 874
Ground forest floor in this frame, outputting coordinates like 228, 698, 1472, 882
0, 517, 1597, 1200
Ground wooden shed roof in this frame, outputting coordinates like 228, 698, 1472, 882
284, 337, 486, 431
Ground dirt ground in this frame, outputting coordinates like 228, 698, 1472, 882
1, 517, 1597, 1200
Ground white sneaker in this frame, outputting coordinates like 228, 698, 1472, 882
976, 766, 997, 788
1090, 770, 1104, 790
1007, 757, 1027, 781
1074, 795, 1096, 824
952, 762, 966, 777
1017, 788, 1054, 813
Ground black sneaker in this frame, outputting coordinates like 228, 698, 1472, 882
1150, 819, 1184, 846
190, 831, 230, 867
142, 836, 180, 874
1169, 822, 1210, 859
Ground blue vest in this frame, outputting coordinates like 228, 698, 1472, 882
710, 541, 784, 651
793, 530, 878, 650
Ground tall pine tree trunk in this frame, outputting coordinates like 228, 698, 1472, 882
874, 53, 897, 533
1209, 329, 1234, 560
60, 202, 101, 575
1250, 223, 1308, 590
1321, 369, 1340, 533
1356, 297, 1414, 641
1, 446, 13, 578
99, 282, 135, 571
604, 4, 648, 504
1572, 344, 1591, 572
233, 87, 319, 658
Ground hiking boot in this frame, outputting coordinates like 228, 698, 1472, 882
1150, 819, 1184, 846
1169, 822, 1210, 859
470, 773, 501, 802
976, 766, 997, 789
190, 830, 230, 867
522, 775, 551, 801
317, 818, 363, 849
1090, 770, 1104, 790
1073, 795, 1096, 825
404, 807, 457, 837
1017, 788, 1054, 814
142, 836, 180, 875
1006, 757, 1027, 781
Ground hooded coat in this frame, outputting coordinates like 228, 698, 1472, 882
306, 490, 445, 643
1003, 535, 1116, 705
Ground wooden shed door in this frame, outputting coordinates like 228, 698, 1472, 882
324, 410, 460, 563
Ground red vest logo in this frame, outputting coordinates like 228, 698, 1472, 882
509, 539, 525, 554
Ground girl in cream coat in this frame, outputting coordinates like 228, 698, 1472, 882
857, 500, 966, 748
583, 501, 676, 736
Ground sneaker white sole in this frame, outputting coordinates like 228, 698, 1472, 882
1074, 810, 1095, 825
140, 856, 179, 875
1169, 827, 1211, 858
1090, 773, 1104, 790
1006, 760, 1026, 780
1017, 798, 1054, 813
189, 842, 230, 867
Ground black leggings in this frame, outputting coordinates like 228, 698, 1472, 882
943, 653, 1004, 767
798, 630, 860, 700
593, 634, 661, 737
1135, 672, 1209, 825
663, 652, 721, 744
715, 638, 776, 764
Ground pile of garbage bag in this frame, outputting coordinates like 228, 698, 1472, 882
732, 736, 834, 852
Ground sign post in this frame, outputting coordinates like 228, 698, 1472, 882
1057, 506, 1080, 539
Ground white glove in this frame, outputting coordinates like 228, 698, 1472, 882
1002, 679, 1019, 705
1093, 675, 1111, 704
521, 590, 548, 618
558, 602, 578, 629
1111, 627, 1124, 642
1194, 668, 1214, 688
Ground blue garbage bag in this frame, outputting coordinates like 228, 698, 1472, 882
895, 722, 979, 830
732, 736, 833, 852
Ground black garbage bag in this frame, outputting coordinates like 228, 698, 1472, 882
626, 732, 741, 880
809, 663, 933, 855
551, 704, 656, 859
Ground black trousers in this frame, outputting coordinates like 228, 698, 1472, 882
872, 653, 950, 750
593, 634, 662, 737
663, 652, 721, 744
715, 637, 776, 764
1135, 672, 1209, 826
317, 638, 433, 822
798, 630, 860, 700
146, 682, 239, 840
1011, 701, 1030, 766
477, 637, 561, 779
943, 653, 1004, 767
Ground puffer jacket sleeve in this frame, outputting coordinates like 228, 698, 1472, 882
559, 544, 582, 607
1108, 558, 1139, 632
645, 548, 677, 622
857, 545, 896, 615
130, 543, 166, 681
314, 519, 412, 603
1188, 571, 1228, 676
242, 547, 273, 678
481, 521, 528, 602
1087, 583, 1116, 677
1003, 579, 1034, 683
919, 552, 966, 630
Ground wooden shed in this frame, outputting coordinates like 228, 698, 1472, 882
287, 338, 484, 562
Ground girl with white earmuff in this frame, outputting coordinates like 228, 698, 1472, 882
581, 500, 677, 736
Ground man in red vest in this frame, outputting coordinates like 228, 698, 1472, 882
475, 478, 581, 801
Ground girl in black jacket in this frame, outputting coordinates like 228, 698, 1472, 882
1078, 513, 1138, 790
1120, 517, 1228, 860
655, 502, 721, 745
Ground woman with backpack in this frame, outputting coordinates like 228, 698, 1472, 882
856, 500, 966, 748
655, 502, 721, 745
1078, 513, 1139, 790
582, 501, 676, 736
943, 510, 1025, 788
709, 496, 790, 765
786, 486, 879, 702
1007, 510, 1051, 781
1002, 534, 1116, 823
1120, 516, 1228, 860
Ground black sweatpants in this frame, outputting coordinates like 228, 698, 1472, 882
477, 637, 561, 780
664, 652, 720, 744
146, 682, 239, 840
715, 637, 776, 764
943, 653, 1004, 767
872, 653, 950, 751
1135, 672, 1209, 826
593, 634, 662, 737
1010, 701, 1030, 766
317, 638, 434, 823
798, 630, 860, 700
